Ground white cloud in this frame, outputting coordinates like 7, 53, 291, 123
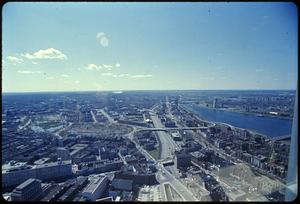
101, 72, 113, 76
7, 56, 24, 64
96, 32, 109, 47
103, 64, 113, 68
17, 70, 41, 74
22, 48, 67, 60
130, 74, 153, 78
85, 64, 102, 71
84, 63, 115, 71
115, 63, 121, 68
75, 80, 80, 84
46, 76, 55, 80
32, 61, 39, 65
102, 64, 113, 71
111, 73, 153, 78
61, 74, 70, 78
112, 74, 130, 78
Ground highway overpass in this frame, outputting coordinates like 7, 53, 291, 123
138, 126, 209, 132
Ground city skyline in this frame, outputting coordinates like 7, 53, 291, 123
2, 2, 298, 92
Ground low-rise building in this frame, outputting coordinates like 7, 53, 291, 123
111, 178, 133, 191
2, 160, 73, 188
171, 132, 182, 141
82, 175, 109, 201
11, 178, 43, 201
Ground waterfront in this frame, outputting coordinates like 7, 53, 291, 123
182, 103, 293, 138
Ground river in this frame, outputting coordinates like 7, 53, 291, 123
182, 103, 293, 138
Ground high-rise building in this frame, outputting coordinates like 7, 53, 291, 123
174, 150, 191, 168
213, 98, 218, 108
57, 147, 71, 161
57, 136, 64, 147
11, 178, 43, 201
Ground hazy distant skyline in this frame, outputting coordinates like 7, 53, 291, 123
2, 2, 298, 92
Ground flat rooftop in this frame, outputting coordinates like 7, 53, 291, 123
2, 161, 29, 173
15, 178, 41, 191
83, 175, 107, 193
33, 160, 72, 169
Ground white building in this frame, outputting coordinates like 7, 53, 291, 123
171, 132, 182, 141
82, 175, 109, 201
2, 160, 73, 188
213, 98, 218, 108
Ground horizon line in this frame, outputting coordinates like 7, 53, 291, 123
2, 88, 297, 94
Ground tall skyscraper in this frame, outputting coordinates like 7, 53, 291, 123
57, 147, 71, 161
213, 98, 218, 108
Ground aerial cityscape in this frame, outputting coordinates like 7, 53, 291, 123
2, 2, 297, 202
2, 90, 296, 201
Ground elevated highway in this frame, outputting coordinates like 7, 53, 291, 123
138, 126, 209, 132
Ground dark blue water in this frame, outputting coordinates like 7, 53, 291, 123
182, 104, 293, 138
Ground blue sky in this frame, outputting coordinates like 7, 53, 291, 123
2, 2, 298, 92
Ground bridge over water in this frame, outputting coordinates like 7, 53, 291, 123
138, 127, 209, 132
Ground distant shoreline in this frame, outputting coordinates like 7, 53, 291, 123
194, 103, 293, 121
179, 104, 290, 141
